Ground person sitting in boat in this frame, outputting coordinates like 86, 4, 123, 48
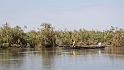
98, 41, 102, 47
72, 40, 76, 47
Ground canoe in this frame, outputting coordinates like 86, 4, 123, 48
60, 46, 83, 49
59, 46, 105, 49
82, 46, 105, 49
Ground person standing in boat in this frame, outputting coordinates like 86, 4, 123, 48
72, 40, 76, 47
98, 41, 102, 47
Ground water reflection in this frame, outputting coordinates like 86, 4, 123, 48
0, 48, 25, 70
41, 48, 56, 69
0, 47, 124, 70
72, 50, 76, 55
62, 49, 105, 55
105, 47, 124, 55
104, 47, 124, 61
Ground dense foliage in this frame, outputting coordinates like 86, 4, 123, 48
0, 23, 124, 48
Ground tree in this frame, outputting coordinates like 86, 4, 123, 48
40, 23, 56, 47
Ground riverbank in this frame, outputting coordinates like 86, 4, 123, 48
1, 23, 124, 49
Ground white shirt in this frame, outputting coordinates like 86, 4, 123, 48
98, 42, 102, 47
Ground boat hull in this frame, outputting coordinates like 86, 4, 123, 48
82, 46, 105, 49
63, 46, 83, 49
59, 46, 105, 49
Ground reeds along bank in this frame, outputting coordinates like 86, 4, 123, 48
0, 23, 124, 48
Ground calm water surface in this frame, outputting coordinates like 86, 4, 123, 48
0, 47, 124, 70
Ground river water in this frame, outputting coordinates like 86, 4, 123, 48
0, 47, 124, 70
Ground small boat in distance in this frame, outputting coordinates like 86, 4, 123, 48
82, 46, 105, 49
63, 46, 83, 49
59, 46, 105, 49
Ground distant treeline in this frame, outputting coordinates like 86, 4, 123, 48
0, 23, 124, 48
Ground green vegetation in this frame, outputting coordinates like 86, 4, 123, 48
0, 23, 124, 49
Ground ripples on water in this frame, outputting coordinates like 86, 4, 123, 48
0, 47, 124, 70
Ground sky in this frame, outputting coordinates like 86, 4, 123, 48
0, 0, 124, 32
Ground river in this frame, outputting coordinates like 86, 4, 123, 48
0, 47, 124, 70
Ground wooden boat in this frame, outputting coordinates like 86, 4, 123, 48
60, 46, 83, 49
82, 46, 105, 49
59, 46, 105, 49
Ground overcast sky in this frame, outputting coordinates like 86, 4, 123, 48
0, 0, 124, 32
